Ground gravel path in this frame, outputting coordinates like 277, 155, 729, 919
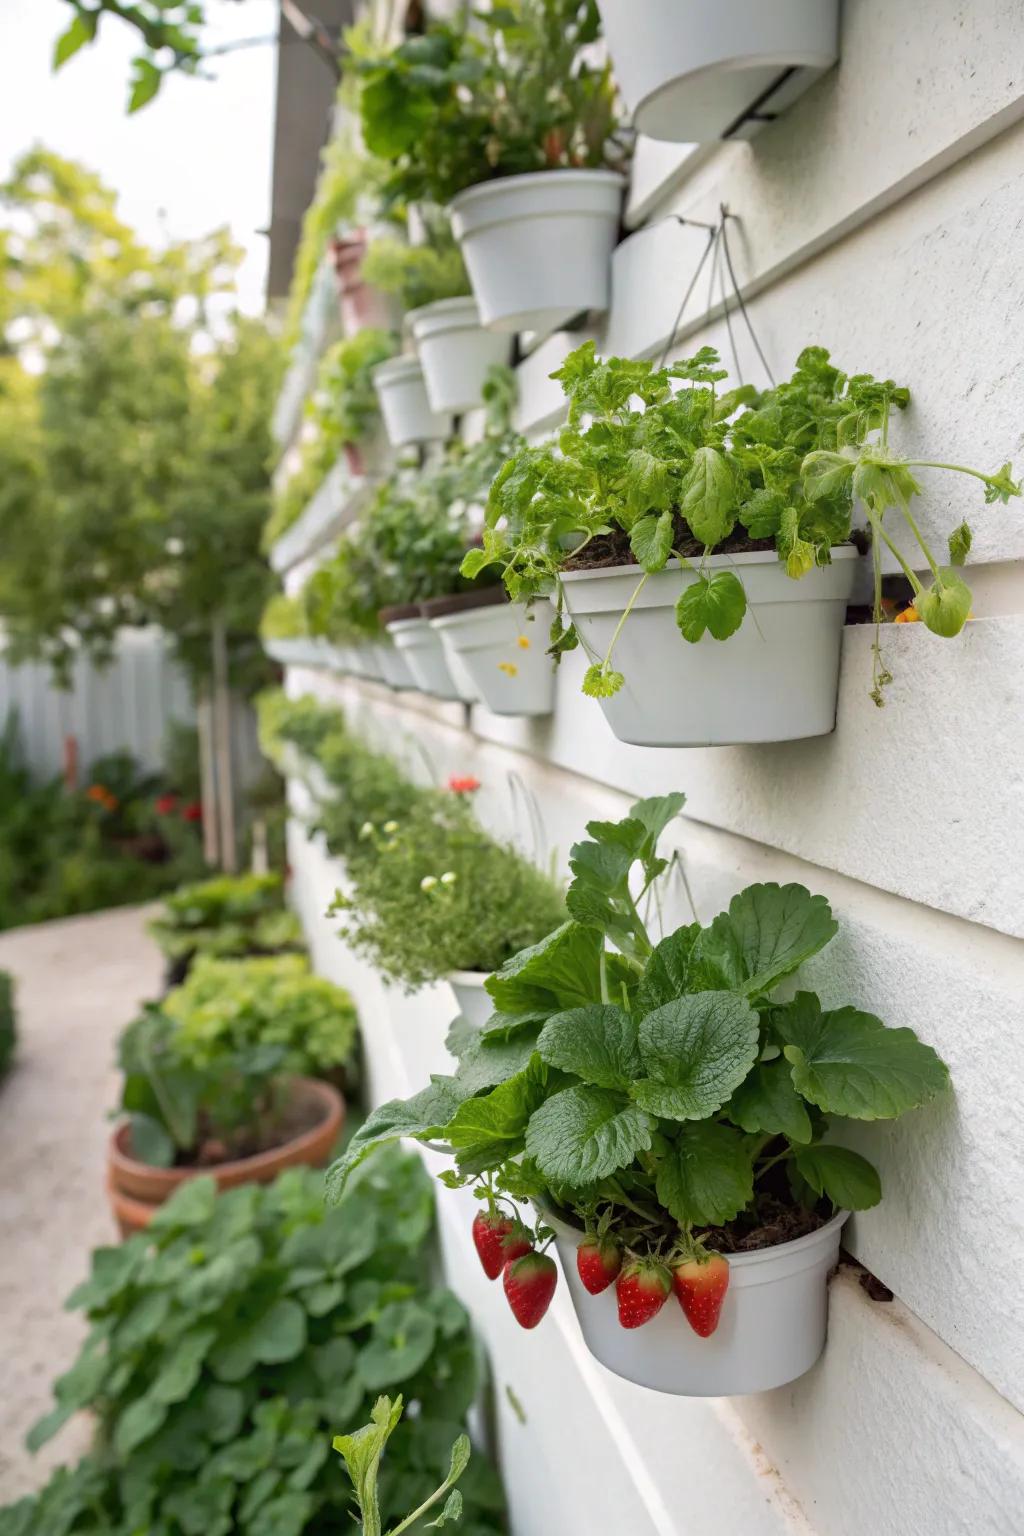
0, 905, 164, 1502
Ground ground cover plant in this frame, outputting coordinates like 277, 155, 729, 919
328, 793, 949, 1337
467, 342, 1021, 704
1, 1152, 505, 1536
149, 872, 304, 977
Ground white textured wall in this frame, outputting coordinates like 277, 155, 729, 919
275, 2, 1024, 1529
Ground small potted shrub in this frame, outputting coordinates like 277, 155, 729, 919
331, 776, 565, 1033
17, 1152, 506, 1535
329, 793, 949, 1396
303, 532, 417, 690
362, 214, 511, 413
468, 342, 1021, 744
149, 870, 304, 985
108, 954, 356, 1233
357, 1, 626, 332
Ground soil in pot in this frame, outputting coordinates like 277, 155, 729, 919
107, 1077, 344, 1236
564, 517, 779, 572
419, 584, 507, 621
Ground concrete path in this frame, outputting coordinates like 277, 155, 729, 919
0, 905, 164, 1502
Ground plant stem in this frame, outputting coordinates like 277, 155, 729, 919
906, 459, 1000, 488
755, 1148, 794, 1179
898, 501, 942, 583
600, 571, 649, 674
868, 511, 924, 595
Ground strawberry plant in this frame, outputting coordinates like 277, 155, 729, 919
464, 341, 1020, 705
2, 1154, 505, 1536
334, 1394, 472, 1536
327, 792, 949, 1340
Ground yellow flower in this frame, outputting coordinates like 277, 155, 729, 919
383, 820, 399, 834
517, 635, 531, 650
894, 605, 920, 624
498, 661, 518, 677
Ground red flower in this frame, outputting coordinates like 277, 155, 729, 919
447, 774, 481, 795
181, 801, 203, 823
154, 793, 178, 816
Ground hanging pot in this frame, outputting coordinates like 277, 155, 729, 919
373, 355, 454, 448
447, 970, 494, 1029
448, 170, 625, 333
595, 0, 840, 143
545, 1205, 849, 1396
331, 231, 401, 337
407, 296, 512, 413
559, 547, 859, 746
430, 595, 554, 717
387, 615, 464, 701
374, 633, 417, 691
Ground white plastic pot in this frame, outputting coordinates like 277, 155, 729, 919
430, 601, 554, 717
546, 1206, 849, 1396
359, 644, 386, 683
375, 640, 416, 691
387, 617, 463, 701
448, 170, 625, 333
407, 297, 512, 413
372, 355, 454, 448
560, 547, 859, 747
596, 0, 840, 143
447, 970, 493, 1029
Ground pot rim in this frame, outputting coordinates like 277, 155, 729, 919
407, 295, 481, 332
540, 1201, 850, 1270
430, 596, 533, 632
372, 353, 425, 386
449, 166, 627, 213
448, 968, 492, 987
560, 543, 860, 584
420, 585, 507, 621
109, 1076, 343, 1192
379, 601, 421, 625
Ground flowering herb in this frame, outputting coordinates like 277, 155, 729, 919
465, 342, 1020, 704
327, 794, 949, 1336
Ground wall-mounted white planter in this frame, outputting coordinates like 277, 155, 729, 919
372, 355, 454, 448
447, 970, 493, 1029
448, 170, 625, 333
407, 297, 512, 413
387, 615, 464, 701
359, 644, 386, 683
375, 639, 417, 691
596, 0, 839, 143
547, 1206, 849, 1396
431, 596, 555, 717
560, 547, 859, 746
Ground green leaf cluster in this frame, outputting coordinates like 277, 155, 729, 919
329, 796, 949, 1258
2, 1153, 504, 1536
118, 952, 358, 1166
149, 872, 304, 967
361, 215, 469, 314
334, 1394, 472, 1536
356, 1, 622, 209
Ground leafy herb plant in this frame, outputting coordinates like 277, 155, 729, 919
466, 341, 1020, 704
356, 0, 622, 209
149, 871, 304, 971
3, 1154, 505, 1536
328, 793, 949, 1336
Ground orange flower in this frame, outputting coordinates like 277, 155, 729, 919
894, 605, 920, 624
448, 774, 481, 795
516, 635, 531, 650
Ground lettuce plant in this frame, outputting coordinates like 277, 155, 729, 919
3, 1155, 505, 1536
466, 342, 1020, 704
149, 872, 303, 967
328, 794, 949, 1278
355, 0, 622, 209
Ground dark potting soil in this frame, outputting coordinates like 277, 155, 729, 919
183, 1094, 324, 1168
698, 1194, 828, 1254
562, 515, 778, 572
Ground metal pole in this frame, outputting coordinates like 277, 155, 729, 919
197, 682, 220, 867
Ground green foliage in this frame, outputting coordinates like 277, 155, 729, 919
0, 153, 280, 697
334, 1394, 472, 1536
479, 339, 1019, 703
256, 690, 341, 765
361, 223, 468, 314
0, 971, 15, 1081
335, 790, 567, 990
329, 797, 949, 1266
356, 0, 622, 208
149, 872, 304, 965
260, 593, 309, 640
53, 2, 208, 111
4, 1153, 504, 1536
0, 713, 205, 933
118, 953, 358, 1164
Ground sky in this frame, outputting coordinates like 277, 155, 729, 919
0, 0, 279, 315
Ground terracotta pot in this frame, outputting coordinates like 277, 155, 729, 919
107, 1076, 344, 1237
330, 232, 398, 337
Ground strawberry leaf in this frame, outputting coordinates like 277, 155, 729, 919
525, 1085, 653, 1184
655, 1122, 754, 1226
690, 883, 837, 997
791, 1144, 881, 1210
537, 1004, 641, 1090
630, 992, 760, 1121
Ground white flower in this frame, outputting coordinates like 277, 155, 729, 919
420, 875, 438, 892
440, 870, 457, 886
383, 820, 399, 834
359, 821, 374, 839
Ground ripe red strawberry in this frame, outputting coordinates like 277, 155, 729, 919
472, 1212, 532, 1281
503, 1251, 558, 1329
615, 1260, 671, 1329
672, 1253, 730, 1337
576, 1236, 622, 1295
